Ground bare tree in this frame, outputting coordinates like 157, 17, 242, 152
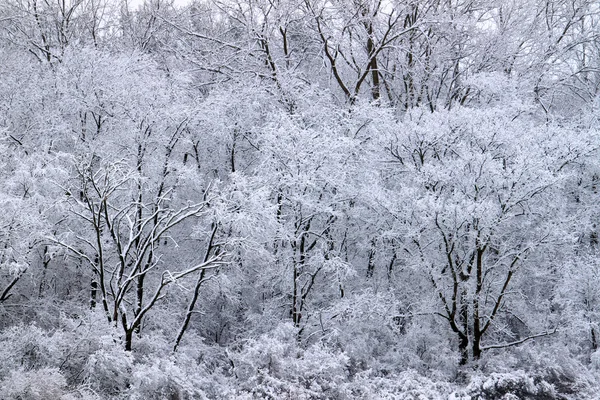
54, 156, 226, 350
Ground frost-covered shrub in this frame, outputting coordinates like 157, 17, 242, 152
476, 346, 597, 399
590, 350, 600, 370
0, 324, 58, 377
319, 290, 458, 380
390, 319, 459, 380
83, 338, 133, 396
0, 367, 68, 400
0, 315, 137, 398
457, 361, 596, 400
127, 330, 235, 399
339, 369, 455, 399
459, 371, 555, 400
230, 323, 349, 399
130, 358, 195, 400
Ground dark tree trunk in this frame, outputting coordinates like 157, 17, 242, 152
366, 240, 376, 278
90, 280, 98, 309
125, 329, 133, 351
472, 337, 482, 360
292, 261, 301, 327
458, 335, 469, 365
135, 273, 145, 334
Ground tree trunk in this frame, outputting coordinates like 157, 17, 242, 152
90, 279, 98, 309
472, 335, 482, 360
135, 273, 145, 334
458, 335, 469, 365
292, 261, 301, 327
125, 329, 133, 351
365, 22, 380, 100
366, 239, 376, 278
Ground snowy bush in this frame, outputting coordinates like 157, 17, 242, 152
0, 367, 68, 400
83, 342, 133, 396
339, 369, 455, 399
460, 371, 552, 399
0, 324, 60, 378
230, 323, 350, 399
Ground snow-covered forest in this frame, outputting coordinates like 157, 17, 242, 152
1, 0, 600, 398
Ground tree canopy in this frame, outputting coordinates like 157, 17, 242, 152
1, 0, 600, 398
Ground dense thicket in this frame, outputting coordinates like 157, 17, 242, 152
1, 0, 600, 398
